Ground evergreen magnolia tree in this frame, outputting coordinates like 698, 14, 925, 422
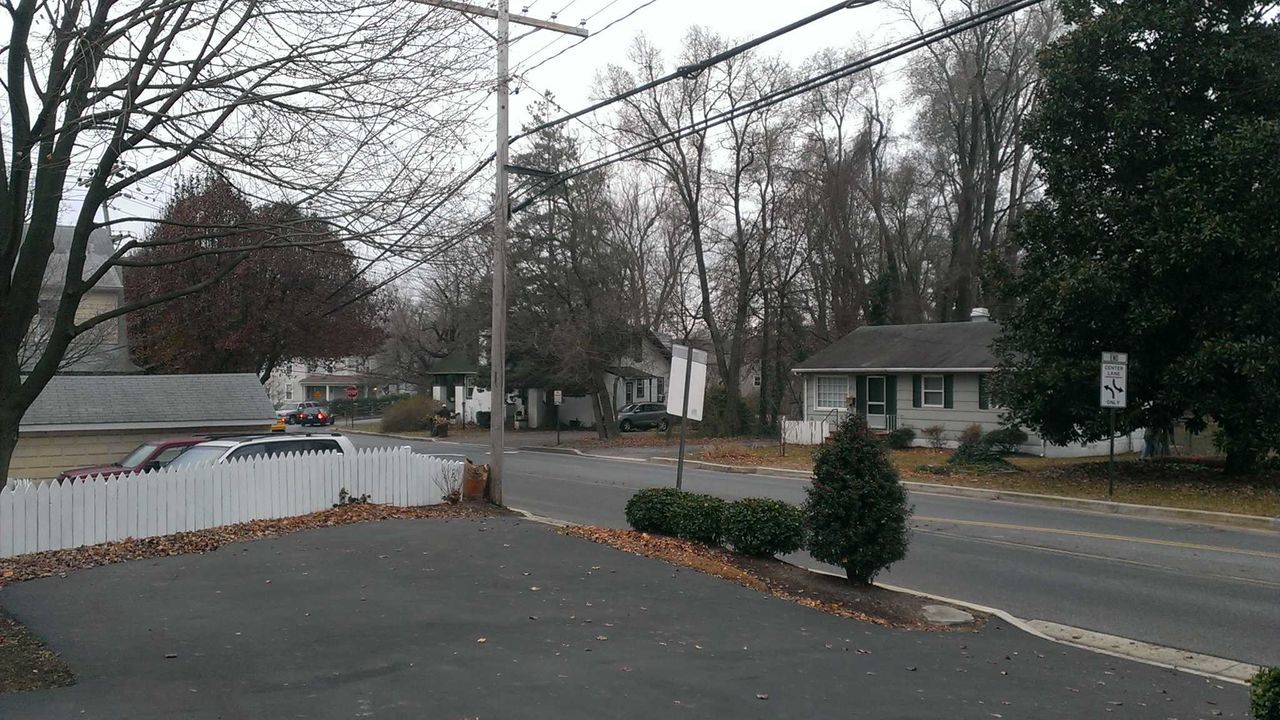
804, 415, 911, 584
995, 0, 1280, 473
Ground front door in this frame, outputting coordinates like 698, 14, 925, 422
866, 376, 887, 429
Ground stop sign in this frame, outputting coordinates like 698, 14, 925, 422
345, 385, 358, 399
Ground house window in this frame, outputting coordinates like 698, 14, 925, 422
978, 374, 992, 410
866, 376, 887, 418
285, 385, 294, 400
753, 374, 761, 387
922, 375, 945, 408
815, 376, 848, 410
657, 378, 665, 402
637, 380, 646, 399
625, 381, 633, 403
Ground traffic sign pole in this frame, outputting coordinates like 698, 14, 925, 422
1109, 408, 1116, 498
675, 353, 693, 491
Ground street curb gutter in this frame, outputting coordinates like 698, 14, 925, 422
648, 457, 1279, 532
509, 506, 1258, 687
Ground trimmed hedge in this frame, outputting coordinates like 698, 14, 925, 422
330, 394, 411, 418
1254, 667, 1280, 720
673, 493, 726, 545
722, 498, 805, 558
624, 488, 686, 536
949, 441, 1008, 466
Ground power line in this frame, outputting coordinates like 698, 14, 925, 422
511, 0, 1045, 211
511, 0, 661, 78
509, 0, 874, 146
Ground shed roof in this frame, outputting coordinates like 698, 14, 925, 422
20, 373, 275, 430
794, 321, 1000, 372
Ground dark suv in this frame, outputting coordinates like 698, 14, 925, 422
617, 403, 669, 432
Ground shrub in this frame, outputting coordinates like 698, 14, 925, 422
722, 498, 805, 558
673, 492, 727, 545
380, 395, 444, 433
948, 441, 1008, 467
624, 488, 686, 536
1254, 667, 1280, 720
886, 427, 916, 450
700, 384, 756, 437
983, 427, 1029, 454
804, 415, 912, 584
958, 423, 984, 446
921, 425, 946, 449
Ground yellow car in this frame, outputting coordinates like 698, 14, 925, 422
271, 417, 288, 432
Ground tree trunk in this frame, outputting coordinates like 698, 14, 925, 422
0, 409, 19, 489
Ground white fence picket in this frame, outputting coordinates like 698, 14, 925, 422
1, 448, 464, 558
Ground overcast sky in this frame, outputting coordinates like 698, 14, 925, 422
507, 0, 910, 129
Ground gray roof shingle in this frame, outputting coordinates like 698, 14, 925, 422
20, 373, 275, 429
794, 321, 1000, 372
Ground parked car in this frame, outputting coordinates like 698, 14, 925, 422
276, 401, 323, 425
295, 405, 336, 427
165, 433, 356, 468
57, 437, 206, 481
617, 403, 669, 432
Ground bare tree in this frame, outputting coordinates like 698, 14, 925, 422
0, 0, 488, 480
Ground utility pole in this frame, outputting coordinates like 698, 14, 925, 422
413, 0, 587, 504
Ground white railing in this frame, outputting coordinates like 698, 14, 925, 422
783, 419, 832, 445
0, 447, 463, 559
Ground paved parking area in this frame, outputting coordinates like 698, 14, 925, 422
0, 518, 1247, 719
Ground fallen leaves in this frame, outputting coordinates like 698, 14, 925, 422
0, 501, 507, 590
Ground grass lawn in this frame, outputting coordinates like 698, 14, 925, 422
696, 444, 1280, 517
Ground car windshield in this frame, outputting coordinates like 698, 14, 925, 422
619, 404, 637, 413
118, 443, 158, 469
164, 445, 226, 468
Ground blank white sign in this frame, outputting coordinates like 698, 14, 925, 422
666, 345, 708, 421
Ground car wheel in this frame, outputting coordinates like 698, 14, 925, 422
620, 419, 633, 432
657, 419, 668, 432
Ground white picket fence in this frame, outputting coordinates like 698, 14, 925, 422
0, 447, 463, 559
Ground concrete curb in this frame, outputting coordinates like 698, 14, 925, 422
645, 456, 813, 478
518, 446, 649, 463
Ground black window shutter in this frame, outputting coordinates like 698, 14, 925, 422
886, 375, 898, 417
943, 374, 954, 409
855, 375, 867, 417
978, 375, 990, 410
912, 374, 922, 408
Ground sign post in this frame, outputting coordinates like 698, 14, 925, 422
553, 390, 563, 446
1099, 352, 1128, 498
346, 385, 359, 429
666, 345, 708, 490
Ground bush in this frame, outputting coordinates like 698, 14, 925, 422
958, 423, 984, 446
624, 488, 686, 536
329, 393, 411, 418
1254, 667, 1280, 720
983, 427, 1029, 454
886, 427, 916, 449
380, 395, 444, 432
921, 425, 946, 449
804, 415, 912, 584
722, 498, 805, 558
673, 492, 727, 545
699, 384, 756, 437
948, 441, 1008, 467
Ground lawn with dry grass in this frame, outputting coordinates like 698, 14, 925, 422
695, 444, 1280, 517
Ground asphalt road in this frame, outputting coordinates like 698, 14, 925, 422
0, 519, 1248, 718
345, 433, 1280, 667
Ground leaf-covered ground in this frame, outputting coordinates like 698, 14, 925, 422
562, 526, 984, 631
0, 501, 508, 589
0, 609, 74, 695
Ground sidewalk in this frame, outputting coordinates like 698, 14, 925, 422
0, 517, 1247, 718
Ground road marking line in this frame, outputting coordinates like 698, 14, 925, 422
914, 516, 1280, 559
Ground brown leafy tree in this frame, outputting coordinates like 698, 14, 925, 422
127, 175, 387, 381
0, 0, 486, 481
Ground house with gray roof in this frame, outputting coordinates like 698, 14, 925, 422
12, 373, 275, 479
790, 309, 1141, 457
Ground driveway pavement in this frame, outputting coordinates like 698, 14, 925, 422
0, 517, 1246, 719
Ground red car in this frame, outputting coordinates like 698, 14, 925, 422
57, 437, 206, 481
